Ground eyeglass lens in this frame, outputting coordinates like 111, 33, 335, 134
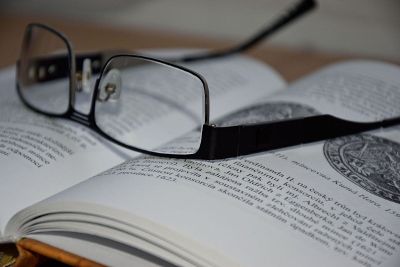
94, 56, 206, 155
18, 25, 71, 115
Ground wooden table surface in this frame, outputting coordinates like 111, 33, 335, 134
0, 13, 367, 82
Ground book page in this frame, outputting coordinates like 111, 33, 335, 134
267, 60, 400, 122
0, 54, 285, 236
8, 60, 400, 267
0, 67, 132, 236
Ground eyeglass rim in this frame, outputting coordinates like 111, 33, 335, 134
16, 23, 77, 116
90, 53, 211, 156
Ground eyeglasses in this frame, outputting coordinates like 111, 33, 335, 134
16, 0, 400, 160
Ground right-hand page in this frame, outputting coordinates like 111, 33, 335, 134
148, 60, 400, 266
215, 60, 400, 266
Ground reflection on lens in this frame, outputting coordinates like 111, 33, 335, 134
95, 56, 205, 155
17, 25, 71, 115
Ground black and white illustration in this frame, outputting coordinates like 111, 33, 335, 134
324, 134, 400, 204
217, 101, 320, 126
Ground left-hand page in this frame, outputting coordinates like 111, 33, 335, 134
0, 67, 131, 237
0, 53, 286, 238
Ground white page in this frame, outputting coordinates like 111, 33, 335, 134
0, 67, 133, 235
267, 60, 400, 121
9, 60, 400, 267
0, 55, 285, 236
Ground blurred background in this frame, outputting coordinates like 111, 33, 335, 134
0, 0, 399, 79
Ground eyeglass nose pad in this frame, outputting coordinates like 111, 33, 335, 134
98, 68, 122, 102
82, 58, 93, 93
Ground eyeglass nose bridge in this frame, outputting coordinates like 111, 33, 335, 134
69, 110, 92, 126
68, 75, 105, 127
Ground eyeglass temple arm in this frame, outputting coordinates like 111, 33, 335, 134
89, 0, 315, 64
195, 114, 400, 160
178, 0, 316, 63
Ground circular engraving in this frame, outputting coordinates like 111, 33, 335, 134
218, 101, 319, 126
324, 134, 400, 204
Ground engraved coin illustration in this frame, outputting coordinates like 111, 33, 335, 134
217, 102, 319, 126
324, 134, 400, 204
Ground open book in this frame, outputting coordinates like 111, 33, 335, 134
0, 53, 399, 267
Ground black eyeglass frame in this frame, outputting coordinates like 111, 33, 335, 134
17, 1, 400, 160
16, 23, 211, 158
